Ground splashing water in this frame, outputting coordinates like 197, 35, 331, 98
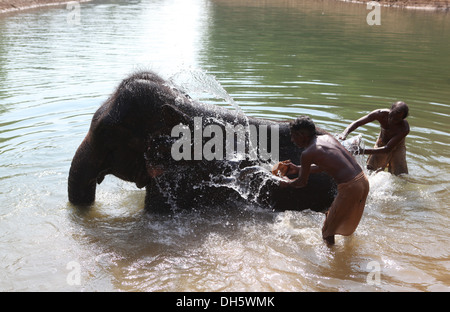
337, 134, 367, 169
338, 134, 364, 154
168, 67, 244, 115
167, 67, 258, 159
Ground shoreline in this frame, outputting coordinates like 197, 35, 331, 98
0, 0, 92, 14
0, 0, 448, 15
339, 0, 449, 11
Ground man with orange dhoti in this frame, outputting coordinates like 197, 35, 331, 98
278, 116, 369, 245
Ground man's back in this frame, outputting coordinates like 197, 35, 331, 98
303, 134, 362, 184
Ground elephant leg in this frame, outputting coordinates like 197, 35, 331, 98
144, 178, 172, 213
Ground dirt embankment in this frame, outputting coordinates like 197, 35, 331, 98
0, 0, 92, 13
340, 0, 449, 11
0, 0, 448, 14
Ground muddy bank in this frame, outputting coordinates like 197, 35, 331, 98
340, 0, 449, 11
0, 0, 92, 13
1, 0, 449, 14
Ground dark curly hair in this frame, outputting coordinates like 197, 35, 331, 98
289, 115, 317, 137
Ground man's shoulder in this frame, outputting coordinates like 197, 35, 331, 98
314, 135, 340, 152
302, 140, 321, 157
371, 108, 389, 117
363, 109, 388, 124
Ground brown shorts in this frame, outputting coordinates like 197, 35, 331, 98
367, 138, 408, 175
322, 172, 369, 238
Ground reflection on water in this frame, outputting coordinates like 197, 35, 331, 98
0, 0, 449, 291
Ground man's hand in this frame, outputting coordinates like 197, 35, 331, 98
352, 146, 364, 156
272, 160, 299, 177
285, 161, 301, 176
337, 132, 347, 140
279, 176, 293, 188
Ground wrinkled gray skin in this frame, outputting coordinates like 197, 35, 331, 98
68, 71, 336, 212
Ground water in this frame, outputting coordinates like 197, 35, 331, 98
1, 0, 449, 291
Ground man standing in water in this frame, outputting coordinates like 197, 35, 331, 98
279, 116, 369, 245
338, 101, 410, 175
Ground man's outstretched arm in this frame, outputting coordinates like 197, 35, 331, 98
339, 110, 381, 140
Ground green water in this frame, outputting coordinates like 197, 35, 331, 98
0, 0, 449, 291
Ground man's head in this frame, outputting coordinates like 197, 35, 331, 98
290, 116, 316, 148
389, 101, 409, 124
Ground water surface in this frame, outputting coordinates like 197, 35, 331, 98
0, 0, 449, 291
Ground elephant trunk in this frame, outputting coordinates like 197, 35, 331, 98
68, 138, 100, 205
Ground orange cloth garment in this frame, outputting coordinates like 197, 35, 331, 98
322, 171, 369, 238
367, 137, 408, 175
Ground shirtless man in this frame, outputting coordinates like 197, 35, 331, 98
280, 116, 369, 245
339, 101, 410, 175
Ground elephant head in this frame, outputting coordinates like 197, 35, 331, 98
68, 71, 191, 205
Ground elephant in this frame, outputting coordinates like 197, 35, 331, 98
68, 71, 337, 212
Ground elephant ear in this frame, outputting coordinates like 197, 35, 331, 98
161, 104, 190, 128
